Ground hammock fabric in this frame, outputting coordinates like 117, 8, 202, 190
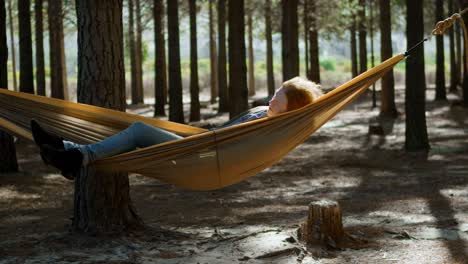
0, 54, 404, 190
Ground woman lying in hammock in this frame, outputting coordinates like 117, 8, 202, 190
31, 76, 322, 179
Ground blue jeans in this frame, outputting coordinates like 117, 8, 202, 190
63, 121, 183, 166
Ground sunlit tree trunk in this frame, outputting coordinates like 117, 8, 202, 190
189, 0, 200, 121
265, 0, 275, 96
281, 0, 299, 81
217, 0, 229, 112
435, 0, 446, 100
0, 0, 18, 173
309, 0, 320, 83
405, 0, 429, 151
7, 0, 16, 91
153, 0, 167, 116
135, 0, 144, 103
247, 8, 255, 96
34, 0, 45, 96
18, 0, 34, 94
228, 0, 248, 117
358, 0, 367, 74
209, 0, 218, 103
48, 0, 68, 100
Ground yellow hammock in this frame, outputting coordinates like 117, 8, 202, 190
0, 54, 404, 190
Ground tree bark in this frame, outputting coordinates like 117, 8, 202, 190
75, 0, 142, 233
167, 0, 184, 123
7, 0, 16, 91
281, 0, 299, 81
435, 0, 446, 100
358, 0, 367, 74
128, 0, 138, 104
304, 0, 309, 78
455, 1, 462, 86
135, 0, 144, 104
449, 0, 458, 92
34, 0, 45, 96
0, 0, 18, 172
209, 0, 218, 103
18, 0, 34, 94
405, 0, 430, 151
370, 0, 376, 107
217, 0, 229, 112
228, 0, 248, 118
153, 0, 167, 116
247, 8, 255, 96
379, 0, 397, 118
309, 0, 320, 83
48, 0, 68, 100
460, 0, 468, 105
265, 0, 275, 96
189, 0, 200, 121
350, 17, 358, 78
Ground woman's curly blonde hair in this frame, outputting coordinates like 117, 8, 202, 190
282, 76, 323, 111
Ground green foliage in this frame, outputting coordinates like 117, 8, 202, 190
319, 58, 335, 71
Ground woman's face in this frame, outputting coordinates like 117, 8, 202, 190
267, 87, 288, 116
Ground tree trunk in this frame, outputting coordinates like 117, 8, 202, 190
129, 0, 138, 104
153, 0, 167, 116
7, 0, 16, 91
370, 0, 376, 108
460, 0, 468, 105
449, 0, 458, 92
265, 0, 275, 96
405, 0, 430, 151
209, 0, 218, 103
303, 0, 309, 78
281, 0, 299, 81
350, 18, 358, 78
135, 0, 144, 104
435, 0, 446, 100
358, 0, 367, 74
18, 0, 34, 94
34, 0, 45, 96
309, 0, 320, 83
247, 9, 255, 96
167, 0, 184, 123
0, 0, 18, 172
228, 0, 248, 118
189, 0, 200, 121
48, 0, 68, 100
379, 0, 397, 118
455, 1, 462, 86
217, 0, 229, 112
75, 0, 142, 233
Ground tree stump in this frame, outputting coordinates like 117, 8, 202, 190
298, 200, 344, 246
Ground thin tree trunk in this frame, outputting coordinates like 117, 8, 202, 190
217, 0, 229, 112
460, 0, 468, 105
350, 18, 358, 78
449, 0, 458, 92
247, 9, 255, 96
34, 0, 45, 96
129, 0, 138, 104
18, 0, 34, 94
455, 1, 462, 86
75, 0, 142, 233
167, 0, 184, 123
405, 0, 429, 151
48, 0, 68, 100
265, 0, 275, 96
379, 0, 397, 117
281, 0, 299, 81
153, 0, 167, 116
135, 0, 144, 104
309, 0, 320, 83
0, 0, 18, 172
370, 0, 376, 108
189, 0, 200, 121
228, 0, 248, 118
7, 0, 16, 91
304, 0, 309, 78
209, 0, 218, 103
435, 0, 446, 100
358, 0, 367, 74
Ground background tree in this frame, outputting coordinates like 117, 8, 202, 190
308, 0, 320, 83
247, 5, 255, 96
128, 0, 138, 104
18, 0, 34, 94
281, 0, 299, 81
379, 0, 397, 118
303, 0, 309, 77
209, 0, 218, 104
460, 0, 468, 105
350, 16, 358, 77
358, 0, 367, 74
48, 0, 68, 100
135, 0, 144, 103
153, 0, 167, 116
0, 0, 18, 172
228, 0, 248, 117
217, 0, 229, 112
167, 0, 184, 123
448, 0, 458, 92
265, 0, 275, 96
405, 0, 429, 151
434, 0, 446, 100
369, 0, 376, 107
455, 0, 462, 87
34, 0, 45, 96
74, 0, 142, 232
7, 0, 16, 91
189, 0, 200, 121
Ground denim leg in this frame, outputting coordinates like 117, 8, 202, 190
63, 121, 183, 166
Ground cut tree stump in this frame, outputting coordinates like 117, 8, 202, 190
298, 200, 344, 246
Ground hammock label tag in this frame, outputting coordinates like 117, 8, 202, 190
199, 151, 216, 159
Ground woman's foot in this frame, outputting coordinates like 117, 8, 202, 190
31, 119, 64, 149
41, 144, 83, 175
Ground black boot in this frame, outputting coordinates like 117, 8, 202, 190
41, 144, 83, 175
31, 119, 64, 149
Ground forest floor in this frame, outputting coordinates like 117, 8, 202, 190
1, 87, 467, 264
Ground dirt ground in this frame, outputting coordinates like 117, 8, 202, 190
1, 87, 467, 264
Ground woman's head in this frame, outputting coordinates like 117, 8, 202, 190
267, 77, 322, 116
